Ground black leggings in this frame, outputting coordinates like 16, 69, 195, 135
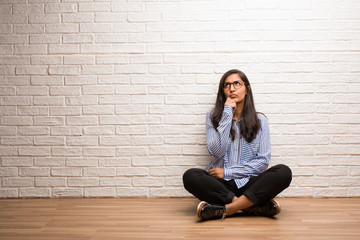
183, 164, 292, 206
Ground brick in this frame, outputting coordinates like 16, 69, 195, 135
51, 167, 81, 176
49, 44, 79, 54
68, 178, 99, 187
79, 3, 110, 12
52, 188, 83, 198
2, 137, 32, 146
51, 126, 82, 136
83, 148, 115, 157
31, 55, 62, 65
2, 157, 33, 167
34, 116, 64, 126
96, 55, 128, 64
19, 188, 51, 198
17, 86, 48, 96
14, 24, 44, 34
100, 178, 131, 187
81, 44, 112, 54
99, 116, 131, 125
2, 177, 34, 187
116, 125, 148, 135
45, 3, 77, 13
31, 76, 63, 85
49, 66, 80, 75
45, 24, 78, 33
116, 187, 148, 197
99, 96, 130, 105
67, 116, 98, 126
65, 76, 97, 85
111, 2, 144, 12
29, 14, 60, 24
95, 13, 126, 23
99, 136, 131, 146
116, 167, 148, 176
19, 147, 50, 156
80, 23, 112, 33
19, 167, 50, 177
67, 136, 98, 146
83, 167, 116, 177
132, 156, 164, 166
50, 86, 81, 96
18, 126, 49, 136
115, 105, 147, 115
64, 55, 95, 65
2, 116, 32, 126
62, 13, 93, 23
0, 167, 18, 177
52, 147, 81, 157
66, 96, 97, 106
84, 188, 116, 197
83, 126, 115, 135
50, 106, 81, 116
98, 77, 129, 86
132, 177, 163, 187
34, 158, 64, 167
82, 66, 113, 75
0, 126, 17, 136
14, 45, 47, 55
116, 147, 148, 157
35, 177, 66, 187
62, 34, 93, 43
82, 106, 114, 115
33, 96, 64, 106
0, 35, 28, 44
34, 136, 64, 146
99, 158, 131, 167
64, 158, 96, 168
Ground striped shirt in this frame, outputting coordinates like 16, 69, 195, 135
205, 105, 271, 188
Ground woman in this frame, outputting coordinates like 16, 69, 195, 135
183, 69, 292, 221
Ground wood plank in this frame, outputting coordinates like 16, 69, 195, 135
0, 198, 359, 239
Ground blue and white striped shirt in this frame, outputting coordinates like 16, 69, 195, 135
205, 105, 271, 188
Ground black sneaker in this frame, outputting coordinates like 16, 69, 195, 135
196, 201, 226, 221
242, 199, 281, 217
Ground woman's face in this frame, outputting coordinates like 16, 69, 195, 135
223, 73, 247, 104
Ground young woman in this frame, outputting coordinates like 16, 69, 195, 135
183, 69, 292, 221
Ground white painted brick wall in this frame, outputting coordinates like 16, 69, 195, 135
0, 0, 359, 198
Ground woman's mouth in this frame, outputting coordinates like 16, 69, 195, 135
230, 94, 237, 98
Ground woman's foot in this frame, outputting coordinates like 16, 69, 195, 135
242, 199, 281, 217
197, 201, 226, 221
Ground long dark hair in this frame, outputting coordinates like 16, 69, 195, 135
211, 69, 261, 143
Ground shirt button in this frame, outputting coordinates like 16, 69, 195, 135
235, 148, 238, 151
234, 161, 236, 163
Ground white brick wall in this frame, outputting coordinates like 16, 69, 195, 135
1, 0, 360, 198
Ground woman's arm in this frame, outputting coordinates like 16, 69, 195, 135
206, 105, 233, 159
224, 116, 271, 179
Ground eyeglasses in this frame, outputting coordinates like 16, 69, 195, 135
224, 81, 244, 90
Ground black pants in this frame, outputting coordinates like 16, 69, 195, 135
183, 164, 292, 206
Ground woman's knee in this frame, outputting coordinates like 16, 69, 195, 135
276, 164, 292, 187
182, 168, 202, 187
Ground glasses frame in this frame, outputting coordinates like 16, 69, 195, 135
223, 81, 245, 90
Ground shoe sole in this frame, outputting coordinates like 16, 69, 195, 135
271, 199, 281, 215
196, 201, 207, 219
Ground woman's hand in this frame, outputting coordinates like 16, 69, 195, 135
225, 97, 236, 110
208, 168, 224, 179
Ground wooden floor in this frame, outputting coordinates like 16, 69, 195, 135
0, 198, 359, 240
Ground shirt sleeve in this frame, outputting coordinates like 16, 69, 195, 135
206, 106, 233, 159
223, 115, 271, 179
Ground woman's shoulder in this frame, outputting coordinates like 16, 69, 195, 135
257, 112, 269, 127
